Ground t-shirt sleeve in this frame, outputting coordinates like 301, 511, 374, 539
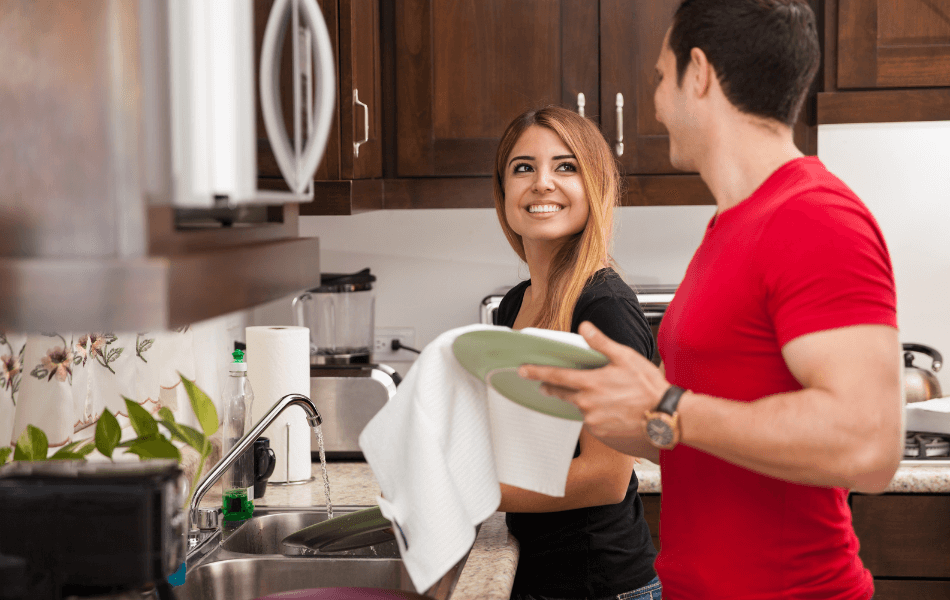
757, 192, 897, 347
495, 282, 528, 328
576, 296, 656, 361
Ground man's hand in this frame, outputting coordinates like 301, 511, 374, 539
518, 321, 668, 461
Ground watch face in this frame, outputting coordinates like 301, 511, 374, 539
646, 418, 674, 448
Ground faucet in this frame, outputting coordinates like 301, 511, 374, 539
189, 393, 322, 529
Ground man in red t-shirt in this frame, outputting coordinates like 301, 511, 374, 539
519, 1, 903, 599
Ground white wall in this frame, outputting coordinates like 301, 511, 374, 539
818, 121, 950, 392
251, 206, 714, 376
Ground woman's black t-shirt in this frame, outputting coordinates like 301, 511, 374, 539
496, 268, 658, 598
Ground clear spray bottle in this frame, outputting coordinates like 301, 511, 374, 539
222, 349, 255, 525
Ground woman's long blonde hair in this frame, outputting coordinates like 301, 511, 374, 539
493, 106, 621, 332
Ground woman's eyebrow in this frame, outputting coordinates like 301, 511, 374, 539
508, 155, 534, 166
553, 154, 576, 160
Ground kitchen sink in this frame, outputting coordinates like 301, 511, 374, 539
176, 556, 414, 600
221, 508, 398, 557
174, 506, 468, 600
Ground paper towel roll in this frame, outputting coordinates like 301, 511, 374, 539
246, 326, 312, 483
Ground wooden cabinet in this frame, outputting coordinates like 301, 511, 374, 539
838, 0, 950, 89
382, 0, 715, 208
819, 0, 950, 123
266, 0, 950, 211
392, 0, 598, 177
851, 493, 950, 597
600, 0, 679, 175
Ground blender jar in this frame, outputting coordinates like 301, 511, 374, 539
293, 268, 376, 365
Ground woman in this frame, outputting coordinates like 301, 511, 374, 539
493, 106, 661, 600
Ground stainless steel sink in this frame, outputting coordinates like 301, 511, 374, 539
174, 506, 468, 600
221, 508, 398, 557
177, 556, 414, 600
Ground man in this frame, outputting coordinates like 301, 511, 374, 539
518, 1, 903, 598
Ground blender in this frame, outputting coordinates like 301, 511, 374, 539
292, 269, 399, 460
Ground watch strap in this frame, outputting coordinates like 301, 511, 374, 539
656, 384, 686, 416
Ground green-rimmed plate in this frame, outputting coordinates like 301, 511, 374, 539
452, 329, 608, 421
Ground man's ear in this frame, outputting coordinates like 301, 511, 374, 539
689, 47, 712, 98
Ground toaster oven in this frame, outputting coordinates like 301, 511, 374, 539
479, 283, 677, 366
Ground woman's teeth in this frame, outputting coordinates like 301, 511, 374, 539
528, 205, 562, 213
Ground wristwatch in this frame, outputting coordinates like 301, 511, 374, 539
644, 385, 687, 450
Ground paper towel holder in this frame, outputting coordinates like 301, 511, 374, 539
269, 421, 316, 486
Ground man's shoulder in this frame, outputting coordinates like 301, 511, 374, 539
773, 157, 865, 212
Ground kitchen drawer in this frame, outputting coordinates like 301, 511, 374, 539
873, 579, 950, 600
851, 494, 950, 577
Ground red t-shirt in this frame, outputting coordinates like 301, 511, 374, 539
656, 157, 897, 600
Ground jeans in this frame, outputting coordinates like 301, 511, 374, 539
512, 575, 663, 600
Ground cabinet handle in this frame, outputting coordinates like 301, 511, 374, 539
615, 93, 624, 157
354, 88, 369, 158
577, 92, 586, 118
260, 0, 336, 194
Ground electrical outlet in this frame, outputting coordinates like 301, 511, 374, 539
374, 327, 416, 362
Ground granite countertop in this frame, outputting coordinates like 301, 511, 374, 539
225, 459, 947, 600
634, 459, 950, 494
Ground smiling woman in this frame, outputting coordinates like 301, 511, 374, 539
490, 106, 660, 600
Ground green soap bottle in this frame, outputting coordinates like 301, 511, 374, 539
222, 349, 255, 523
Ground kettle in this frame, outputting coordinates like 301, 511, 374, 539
903, 343, 943, 403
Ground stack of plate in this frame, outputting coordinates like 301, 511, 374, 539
451, 328, 608, 421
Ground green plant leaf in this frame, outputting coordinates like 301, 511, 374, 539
76, 443, 96, 457
14, 425, 48, 461
0, 447, 11, 465
95, 409, 122, 459
125, 436, 181, 461
158, 407, 176, 423
49, 452, 87, 460
160, 420, 206, 453
124, 397, 159, 438
179, 374, 218, 438
50, 440, 87, 460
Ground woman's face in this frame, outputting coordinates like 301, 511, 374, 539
503, 125, 589, 248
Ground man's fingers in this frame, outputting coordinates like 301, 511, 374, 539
518, 363, 589, 390
537, 382, 579, 402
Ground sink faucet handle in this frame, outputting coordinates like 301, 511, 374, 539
195, 507, 222, 530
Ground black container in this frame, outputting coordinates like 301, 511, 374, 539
0, 460, 185, 599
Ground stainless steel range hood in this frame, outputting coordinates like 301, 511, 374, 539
0, 0, 327, 332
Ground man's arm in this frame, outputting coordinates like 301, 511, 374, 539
520, 321, 903, 494
679, 324, 903, 493
498, 427, 643, 512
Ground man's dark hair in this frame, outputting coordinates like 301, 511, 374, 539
669, 0, 820, 126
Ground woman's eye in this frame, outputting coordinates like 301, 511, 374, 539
556, 162, 577, 172
512, 163, 532, 174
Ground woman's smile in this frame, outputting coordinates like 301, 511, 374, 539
527, 203, 564, 214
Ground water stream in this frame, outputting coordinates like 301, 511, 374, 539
313, 424, 333, 520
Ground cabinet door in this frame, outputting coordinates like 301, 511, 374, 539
838, 0, 950, 88
851, 494, 950, 578
873, 580, 950, 600
600, 0, 681, 175
339, 0, 383, 179
393, 0, 598, 177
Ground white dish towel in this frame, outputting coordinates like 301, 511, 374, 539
358, 324, 584, 593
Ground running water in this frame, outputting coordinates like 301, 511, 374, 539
313, 424, 333, 520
